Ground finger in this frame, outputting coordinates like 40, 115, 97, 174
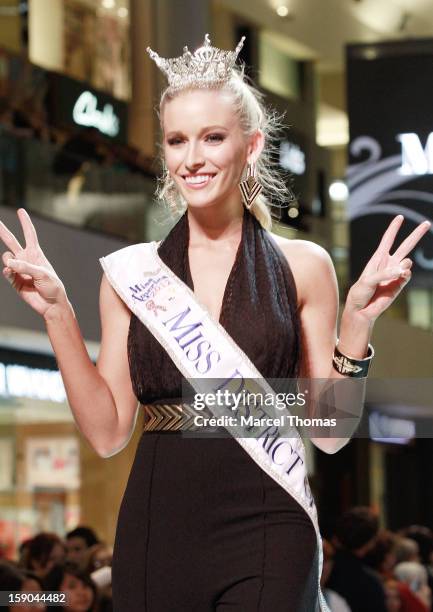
7, 258, 47, 279
0, 219, 23, 254
400, 258, 412, 270
362, 215, 405, 275
3, 265, 16, 285
388, 269, 412, 298
402, 269, 412, 284
363, 266, 407, 287
2, 266, 34, 291
17, 208, 39, 249
375, 215, 404, 255
392, 220, 431, 261
379, 273, 412, 310
2, 250, 15, 267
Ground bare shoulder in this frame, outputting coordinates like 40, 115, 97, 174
99, 271, 131, 316
270, 232, 333, 268
268, 232, 337, 304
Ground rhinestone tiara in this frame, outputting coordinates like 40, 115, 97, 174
146, 33, 245, 93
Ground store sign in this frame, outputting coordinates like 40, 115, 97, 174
279, 140, 306, 175
48, 73, 127, 142
397, 132, 433, 175
26, 437, 79, 490
0, 362, 66, 403
72, 91, 120, 138
346, 40, 433, 283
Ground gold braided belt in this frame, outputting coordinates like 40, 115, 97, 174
142, 403, 201, 432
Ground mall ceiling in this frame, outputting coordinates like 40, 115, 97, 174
220, 0, 433, 71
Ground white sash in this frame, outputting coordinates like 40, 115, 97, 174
100, 240, 330, 612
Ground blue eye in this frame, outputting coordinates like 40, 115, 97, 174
167, 137, 184, 145
206, 133, 225, 143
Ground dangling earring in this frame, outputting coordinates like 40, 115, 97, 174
239, 161, 263, 210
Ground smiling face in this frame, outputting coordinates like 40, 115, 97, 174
162, 88, 250, 212
60, 573, 94, 612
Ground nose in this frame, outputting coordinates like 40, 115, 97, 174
184, 141, 205, 172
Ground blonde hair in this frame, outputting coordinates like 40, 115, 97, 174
157, 65, 292, 230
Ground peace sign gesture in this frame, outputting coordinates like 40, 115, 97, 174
346, 215, 431, 322
1, 208, 69, 318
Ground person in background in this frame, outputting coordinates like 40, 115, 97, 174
394, 562, 431, 612
43, 563, 97, 612
395, 538, 421, 565
85, 544, 113, 612
400, 526, 433, 609
65, 528, 99, 571
364, 530, 399, 579
327, 506, 387, 612
84, 544, 112, 575
364, 531, 429, 612
16, 540, 31, 570
23, 533, 65, 581
321, 539, 351, 611
0, 560, 46, 611
384, 578, 402, 612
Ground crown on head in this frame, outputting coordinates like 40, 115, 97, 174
146, 33, 245, 93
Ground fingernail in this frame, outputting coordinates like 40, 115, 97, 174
4, 269, 14, 284
8, 259, 17, 267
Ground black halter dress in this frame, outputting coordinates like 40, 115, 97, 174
111, 209, 318, 611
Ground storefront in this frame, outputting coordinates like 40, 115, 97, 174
0, 44, 168, 244
0, 1, 171, 557
29, 0, 131, 102
0, 348, 79, 558
0, 204, 147, 557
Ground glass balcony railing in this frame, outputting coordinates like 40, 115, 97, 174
0, 124, 174, 243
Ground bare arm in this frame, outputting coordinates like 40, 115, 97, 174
44, 275, 139, 458
277, 214, 430, 454
280, 239, 354, 454
1, 209, 139, 458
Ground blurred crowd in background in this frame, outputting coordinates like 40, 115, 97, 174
0, 525, 112, 612
1, 506, 433, 612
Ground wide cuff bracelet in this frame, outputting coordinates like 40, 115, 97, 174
332, 341, 375, 378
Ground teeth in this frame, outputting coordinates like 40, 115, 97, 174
184, 174, 214, 185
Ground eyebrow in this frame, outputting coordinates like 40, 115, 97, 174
165, 125, 229, 138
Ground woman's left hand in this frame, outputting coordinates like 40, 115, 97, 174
345, 215, 431, 322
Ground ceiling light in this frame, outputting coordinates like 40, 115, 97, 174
102, 0, 115, 9
329, 181, 349, 202
276, 5, 289, 17
288, 207, 299, 218
117, 7, 128, 17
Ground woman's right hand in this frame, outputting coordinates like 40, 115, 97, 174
0, 208, 70, 319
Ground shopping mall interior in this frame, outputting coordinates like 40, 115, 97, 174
1, 0, 433, 573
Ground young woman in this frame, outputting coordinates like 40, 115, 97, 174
43, 563, 98, 612
0, 35, 430, 612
